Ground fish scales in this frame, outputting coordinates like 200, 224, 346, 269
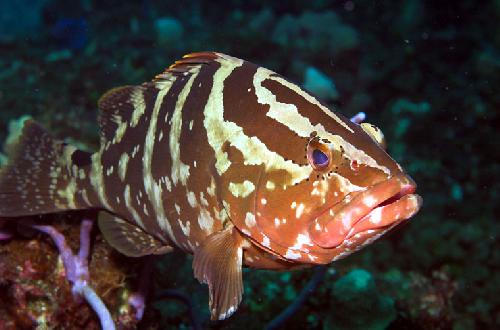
0, 52, 422, 320
175, 61, 224, 249
100, 85, 166, 235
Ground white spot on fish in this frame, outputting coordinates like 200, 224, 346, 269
199, 192, 208, 207
342, 213, 352, 229
262, 235, 270, 248
228, 180, 255, 198
285, 249, 301, 260
369, 208, 383, 224
187, 191, 197, 207
131, 145, 140, 158
179, 219, 190, 236
266, 181, 275, 190
364, 195, 377, 207
106, 166, 114, 176
245, 212, 256, 227
207, 177, 216, 197
295, 203, 305, 219
198, 208, 214, 232
118, 153, 130, 182
293, 233, 314, 248
308, 254, 318, 261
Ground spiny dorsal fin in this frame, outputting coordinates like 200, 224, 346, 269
96, 52, 219, 143
193, 224, 244, 320
97, 85, 146, 143
98, 211, 172, 257
153, 52, 219, 83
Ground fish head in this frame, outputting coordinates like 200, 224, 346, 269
250, 115, 421, 264
219, 64, 422, 264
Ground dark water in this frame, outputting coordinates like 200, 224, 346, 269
0, 0, 498, 329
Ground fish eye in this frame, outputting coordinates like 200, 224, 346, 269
307, 140, 331, 171
313, 149, 328, 166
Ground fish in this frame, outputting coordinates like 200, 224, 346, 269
0, 52, 422, 320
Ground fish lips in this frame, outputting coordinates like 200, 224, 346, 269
308, 174, 422, 249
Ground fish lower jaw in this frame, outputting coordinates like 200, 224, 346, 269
308, 175, 422, 249
344, 193, 422, 241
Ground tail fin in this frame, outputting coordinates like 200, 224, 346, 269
0, 120, 92, 217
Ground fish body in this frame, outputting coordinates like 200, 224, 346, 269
0, 52, 422, 319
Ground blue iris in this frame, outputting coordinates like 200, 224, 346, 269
312, 149, 329, 166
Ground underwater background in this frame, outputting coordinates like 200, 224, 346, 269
0, 0, 499, 329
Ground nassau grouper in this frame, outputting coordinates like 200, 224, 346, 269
0, 52, 422, 320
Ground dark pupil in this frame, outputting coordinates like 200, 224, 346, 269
312, 149, 328, 165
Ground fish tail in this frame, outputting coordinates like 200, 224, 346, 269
0, 120, 93, 217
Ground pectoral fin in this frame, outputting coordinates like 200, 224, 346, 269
193, 225, 244, 320
98, 211, 172, 257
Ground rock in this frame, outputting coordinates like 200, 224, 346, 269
272, 11, 358, 56
327, 269, 396, 330
475, 49, 500, 78
45, 49, 73, 62
390, 98, 431, 116
247, 8, 275, 34
303, 66, 339, 101
0, 0, 49, 42
395, 0, 424, 35
154, 17, 184, 47
51, 17, 89, 50
343, 92, 372, 115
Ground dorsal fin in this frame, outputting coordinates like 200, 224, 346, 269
97, 85, 146, 143
153, 52, 219, 83
96, 52, 220, 143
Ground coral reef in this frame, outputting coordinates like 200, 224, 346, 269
325, 269, 396, 330
303, 66, 339, 101
272, 11, 359, 56
0, 0, 48, 42
154, 17, 184, 47
30, 219, 115, 329
0, 214, 140, 328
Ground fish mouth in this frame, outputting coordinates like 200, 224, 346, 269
308, 174, 422, 248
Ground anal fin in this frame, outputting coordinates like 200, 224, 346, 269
98, 211, 172, 257
193, 225, 244, 320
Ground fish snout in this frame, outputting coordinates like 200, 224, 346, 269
308, 174, 422, 248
